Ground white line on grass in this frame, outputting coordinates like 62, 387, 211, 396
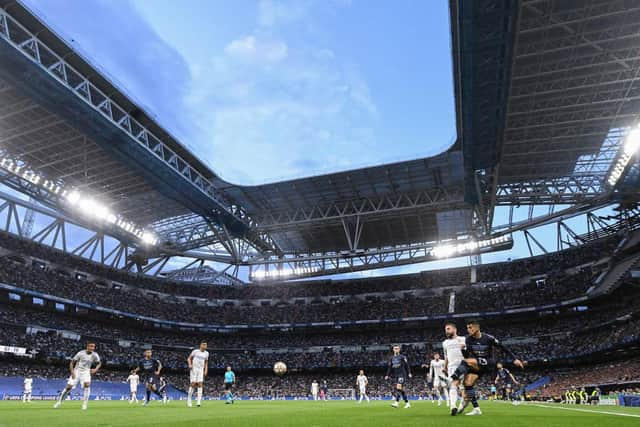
531, 404, 640, 418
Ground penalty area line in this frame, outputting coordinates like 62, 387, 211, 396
531, 404, 640, 418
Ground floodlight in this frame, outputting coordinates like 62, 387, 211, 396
65, 191, 81, 205
432, 244, 456, 258
624, 129, 640, 156
141, 231, 157, 245
94, 204, 111, 221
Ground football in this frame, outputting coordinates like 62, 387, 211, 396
273, 361, 287, 376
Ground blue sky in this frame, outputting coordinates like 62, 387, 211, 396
23, 0, 456, 184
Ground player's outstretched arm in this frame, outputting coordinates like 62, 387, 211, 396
187, 353, 193, 370
69, 359, 76, 378
492, 335, 524, 368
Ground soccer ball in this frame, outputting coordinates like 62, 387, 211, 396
273, 361, 287, 376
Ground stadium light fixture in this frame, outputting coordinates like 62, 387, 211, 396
0, 154, 159, 246
431, 235, 512, 259
64, 190, 81, 205
607, 127, 640, 187
251, 266, 320, 281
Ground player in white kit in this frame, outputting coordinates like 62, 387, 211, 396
126, 370, 140, 404
187, 341, 209, 407
23, 376, 33, 403
426, 352, 449, 406
311, 380, 319, 400
356, 370, 370, 403
442, 322, 466, 415
54, 342, 101, 410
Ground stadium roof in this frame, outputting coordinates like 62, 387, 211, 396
0, 0, 638, 280
451, 0, 640, 228
0, 0, 471, 258
217, 150, 467, 252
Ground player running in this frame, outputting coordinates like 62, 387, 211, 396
22, 376, 33, 403
187, 341, 209, 407
126, 370, 139, 404
495, 362, 519, 403
54, 342, 101, 410
311, 380, 319, 400
356, 370, 370, 404
384, 344, 412, 409
223, 366, 236, 404
133, 349, 163, 406
442, 322, 466, 414
424, 352, 449, 407
450, 320, 524, 416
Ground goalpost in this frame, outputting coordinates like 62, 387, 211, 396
327, 388, 356, 400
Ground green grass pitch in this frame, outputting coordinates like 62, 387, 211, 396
1, 400, 639, 427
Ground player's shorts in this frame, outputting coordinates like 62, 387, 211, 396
433, 376, 448, 388
190, 368, 204, 383
447, 361, 462, 378
359, 386, 367, 394
224, 382, 233, 391
144, 375, 160, 388
395, 377, 405, 385
67, 371, 91, 387
130, 386, 138, 393
474, 358, 496, 377
24, 388, 32, 393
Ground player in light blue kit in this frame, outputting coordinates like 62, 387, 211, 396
224, 366, 236, 404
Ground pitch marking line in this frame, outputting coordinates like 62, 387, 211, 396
531, 404, 640, 418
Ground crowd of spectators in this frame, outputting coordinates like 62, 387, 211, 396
476, 236, 620, 283
455, 269, 595, 312
0, 253, 604, 325
0, 229, 635, 400
2, 291, 639, 372
0, 230, 620, 302
538, 358, 640, 399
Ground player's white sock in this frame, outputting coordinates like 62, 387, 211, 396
83, 387, 91, 406
188, 386, 193, 403
366, 395, 370, 403
57, 388, 70, 404
197, 387, 203, 405
449, 386, 458, 408
444, 389, 450, 406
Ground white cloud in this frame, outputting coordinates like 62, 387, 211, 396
181, 0, 378, 184
184, 45, 380, 183
224, 35, 288, 64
